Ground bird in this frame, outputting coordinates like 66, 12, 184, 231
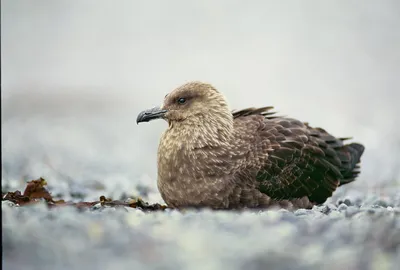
136, 81, 365, 210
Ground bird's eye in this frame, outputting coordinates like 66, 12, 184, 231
177, 97, 186, 104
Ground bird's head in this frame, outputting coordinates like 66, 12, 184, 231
136, 81, 233, 129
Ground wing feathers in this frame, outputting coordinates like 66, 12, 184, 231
236, 106, 364, 204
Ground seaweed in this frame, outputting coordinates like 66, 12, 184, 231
2, 177, 168, 212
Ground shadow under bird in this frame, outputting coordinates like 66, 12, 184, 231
137, 81, 365, 210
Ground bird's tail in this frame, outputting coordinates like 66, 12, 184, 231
338, 143, 365, 186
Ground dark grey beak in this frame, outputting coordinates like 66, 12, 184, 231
136, 106, 168, 124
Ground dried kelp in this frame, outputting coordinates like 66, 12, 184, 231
2, 177, 167, 212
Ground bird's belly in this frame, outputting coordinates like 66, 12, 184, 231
157, 174, 231, 209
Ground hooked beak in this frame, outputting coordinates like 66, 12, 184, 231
136, 106, 168, 124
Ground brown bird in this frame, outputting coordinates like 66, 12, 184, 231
136, 81, 365, 210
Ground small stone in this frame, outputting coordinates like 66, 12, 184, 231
328, 210, 343, 218
320, 205, 331, 214
124, 198, 137, 204
294, 209, 312, 216
371, 205, 385, 209
90, 202, 103, 211
343, 198, 353, 206
373, 199, 389, 208
338, 203, 348, 212
2, 200, 17, 207
345, 206, 359, 218
327, 203, 337, 210
337, 197, 352, 206
353, 197, 363, 207
313, 205, 330, 214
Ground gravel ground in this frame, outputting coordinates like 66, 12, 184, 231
2, 187, 400, 270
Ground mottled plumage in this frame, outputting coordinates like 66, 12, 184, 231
136, 81, 365, 210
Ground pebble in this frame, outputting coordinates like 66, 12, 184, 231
2, 200, 17, 207
90, 202, 103, 211
2, 190, 400, 270
338, 203, 348, 211
345, 206, 360, 218
294, 209, 312, 216
373, 199, 390, 208
337, 198, 353, 206
328, 210, 343, 219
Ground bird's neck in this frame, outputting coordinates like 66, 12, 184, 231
174, 113, 234, 149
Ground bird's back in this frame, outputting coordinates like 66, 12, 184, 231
231, 107, 365, 205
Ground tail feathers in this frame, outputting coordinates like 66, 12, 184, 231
339, 143, 365, 186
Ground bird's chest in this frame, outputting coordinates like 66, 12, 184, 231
156, 142, 229, 208
157, 136, 190, 178
157, 145, 201, 205
157, 129, 209, 179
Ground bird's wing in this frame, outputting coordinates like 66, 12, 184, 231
233, 107, 363, 204
232, 106, 278, 119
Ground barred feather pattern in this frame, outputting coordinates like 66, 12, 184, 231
231, 107, 365, 205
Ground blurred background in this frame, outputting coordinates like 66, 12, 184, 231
2, 0, 400, 201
